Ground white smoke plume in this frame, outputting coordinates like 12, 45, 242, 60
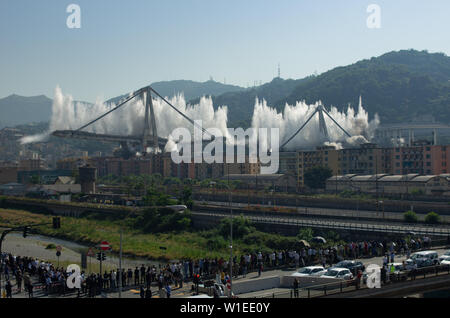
20, 86, 230, 145
251, 96, 379, 151
21, 86, 380, 152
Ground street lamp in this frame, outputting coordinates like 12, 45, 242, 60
226, 173, 233, 297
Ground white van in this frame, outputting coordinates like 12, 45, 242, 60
408, 250, 440, 267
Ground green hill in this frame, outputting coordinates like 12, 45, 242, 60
0, 94, 52, 128
203, 50, 450, 127
190, 77, 310, 128
280, 50, 450, 124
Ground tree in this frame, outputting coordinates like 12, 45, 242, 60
30, 174, 41, 185
219, 216, 254, 239
425, 212, 440, 224
304, 166, 332, 189
297, 228, 313, 242
403, 210, 418, 223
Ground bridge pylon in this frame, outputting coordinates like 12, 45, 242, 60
142, 87, 159, 154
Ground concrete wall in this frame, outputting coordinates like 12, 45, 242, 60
232, 276, 280, 295
232, 275, 345, 295
280, 276, 341, 288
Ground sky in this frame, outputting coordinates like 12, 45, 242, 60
0, 0, 449, 102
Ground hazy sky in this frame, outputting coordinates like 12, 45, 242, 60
1, 0, 449, 102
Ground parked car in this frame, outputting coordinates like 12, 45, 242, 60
291, 266, 325, 277
439, 255, 450, 265
439, 251, 450, 262
334, 260, 365, 274
407, 251, 440, 268
321, 267, 353, 280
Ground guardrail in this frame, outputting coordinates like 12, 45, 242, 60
257, 263, 450, 298
196, 201, 450, 224
192, 211, 450, 237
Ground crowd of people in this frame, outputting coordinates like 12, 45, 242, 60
0, 236, 435, 298
0, 253, 179, 298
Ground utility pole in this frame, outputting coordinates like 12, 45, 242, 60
375, 152, 379, 216
227, 173, 233, 298
119, 228, 123, 298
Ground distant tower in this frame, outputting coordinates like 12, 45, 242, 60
278, 63, 281, 78
79, 165, 97, 194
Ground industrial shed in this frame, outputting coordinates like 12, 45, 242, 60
326, 174, 450, 196
222, 174, 298, 192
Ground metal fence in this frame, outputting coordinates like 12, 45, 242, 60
193, 211, 450, 237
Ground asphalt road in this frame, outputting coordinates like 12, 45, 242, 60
191, 209, 450, 237
195, 200, 450, 223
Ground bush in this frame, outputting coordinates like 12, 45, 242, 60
136, 207, 191, 233
219, 216, 254, 239
403, 210, 418, 223
45, 244, 56, 250
304, 166, 333, 189
410, 188, 424, 196
206, 236, 227, 250
425, 212, 440, 224
339, 190, 354, 198
297, 228, 313, 242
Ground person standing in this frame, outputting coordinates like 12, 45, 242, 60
293, 279, 299, 298
134, 267, 140, 286
356, 270, 362, 289
140, 265, 146, 285
16, 270, 22, 293
166, 284, 171, 298
5, 280, 12, 298
145, 287, 152, 298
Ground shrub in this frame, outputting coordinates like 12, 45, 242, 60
425, 212, 440, 224
403, 210, 418, 223
339, 190, 354, 198
45, 244, 56, 250
206, 236, 227, 250
219, 216, 254, 239
297, 228, 313, 242
410, 188, 424, 196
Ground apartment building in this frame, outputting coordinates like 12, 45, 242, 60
390, 142, 450, 175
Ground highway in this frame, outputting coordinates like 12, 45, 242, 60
194, 200, 450, 223
191, 209, 450, 237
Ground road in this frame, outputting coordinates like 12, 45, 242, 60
195, 200, 450, 223
192, 209, 450, 237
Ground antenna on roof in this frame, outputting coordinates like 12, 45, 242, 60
278, 63, 281, 78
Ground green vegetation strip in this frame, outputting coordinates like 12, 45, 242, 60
0, 208, 229, 261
